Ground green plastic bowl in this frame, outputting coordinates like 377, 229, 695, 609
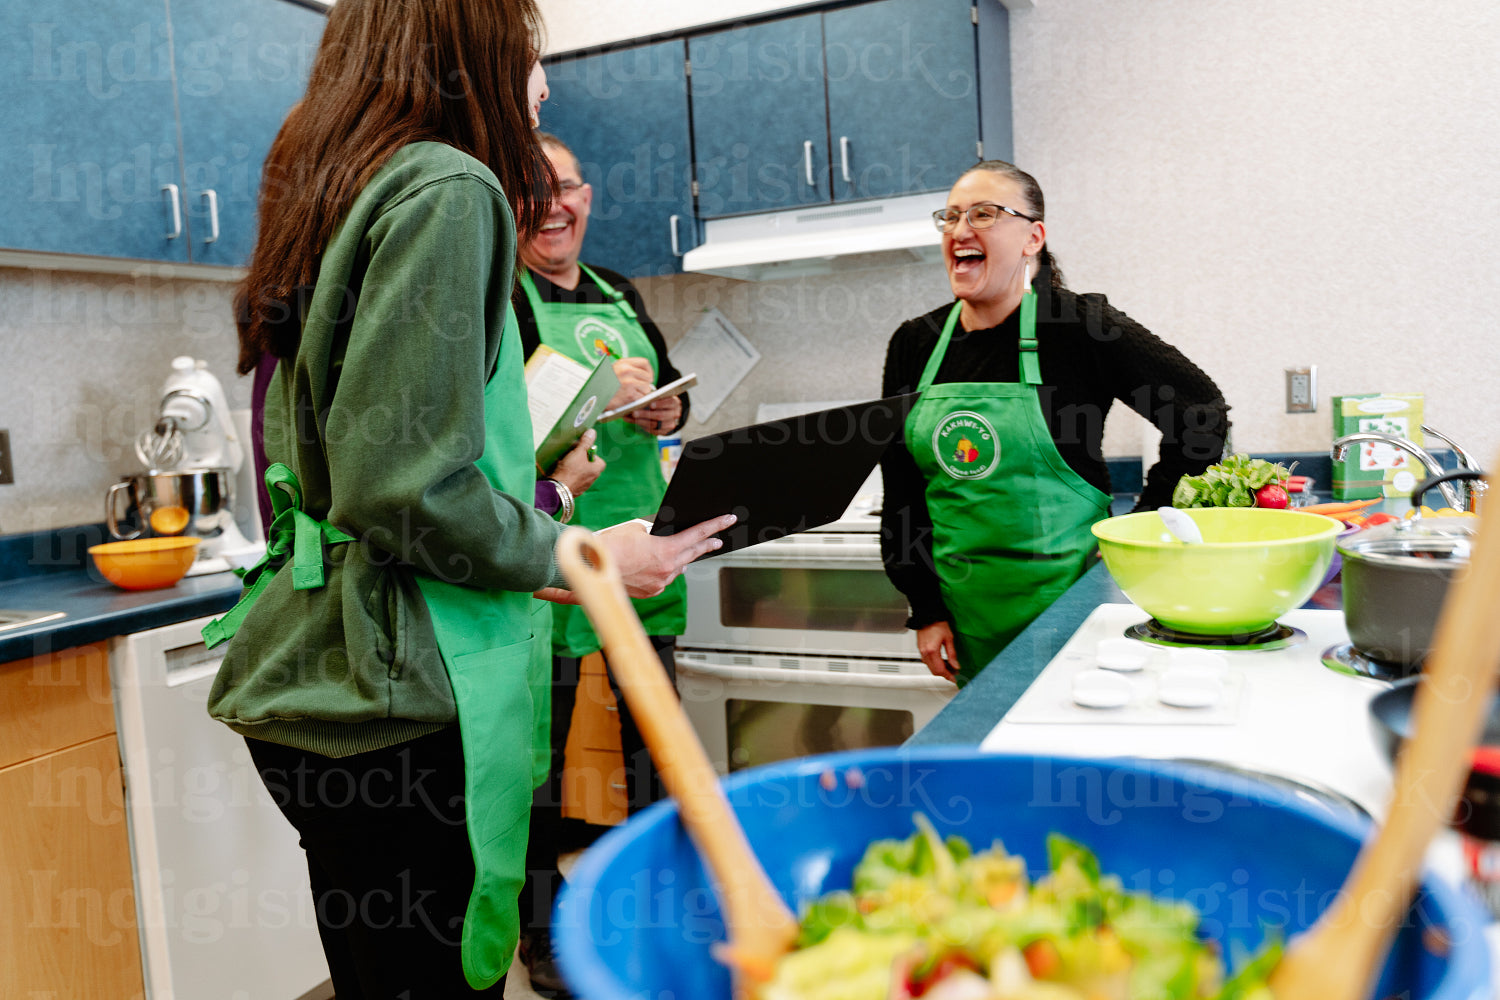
1091, 508, 1341, 635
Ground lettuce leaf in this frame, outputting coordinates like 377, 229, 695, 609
1173, 454, 1292, 509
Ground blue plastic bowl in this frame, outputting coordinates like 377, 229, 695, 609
555, 749, 1490, 1000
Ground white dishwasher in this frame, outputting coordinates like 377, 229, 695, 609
111, 616, 331, 1000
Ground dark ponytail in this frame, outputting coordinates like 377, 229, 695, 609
962, 159, 1066, 290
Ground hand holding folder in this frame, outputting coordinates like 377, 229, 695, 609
525, 346, 621, 472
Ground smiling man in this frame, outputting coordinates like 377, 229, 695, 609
512, 133, 691, 998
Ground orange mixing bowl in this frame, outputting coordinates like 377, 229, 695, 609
89, 537, 201, 590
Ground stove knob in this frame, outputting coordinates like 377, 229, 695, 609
1157, 667, 1224, 709
1072, 669, 1133, 709
1166, 649, 1229, 676
1097, 637, 1148, 672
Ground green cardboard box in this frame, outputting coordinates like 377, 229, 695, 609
1331, 393, 1424, 500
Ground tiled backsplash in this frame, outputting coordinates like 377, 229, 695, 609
0, 267, 245, 533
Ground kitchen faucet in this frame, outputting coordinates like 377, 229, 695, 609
1420, 424, 1482, 473
1330, 426, 1485, 512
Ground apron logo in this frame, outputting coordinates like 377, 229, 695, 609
932, 411, 999, 480
574, 318, 628, 361
574, 395, 598, 427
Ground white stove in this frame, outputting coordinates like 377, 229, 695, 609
982, 603, 1396, 817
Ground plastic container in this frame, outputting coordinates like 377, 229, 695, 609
554, 749, 1490, 1000
658, 435, 682, 482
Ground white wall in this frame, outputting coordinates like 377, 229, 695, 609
545, 0, 1500, 471
1009, 1, 1500, 467
0, 268, 245, 533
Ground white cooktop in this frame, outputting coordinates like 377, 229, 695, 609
982, 603, 1395, 817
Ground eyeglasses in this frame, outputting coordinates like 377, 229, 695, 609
931, 203, 1038, 232
556, 179, 585, 196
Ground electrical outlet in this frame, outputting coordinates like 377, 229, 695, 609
0, 429, 12, 484
1285, 367, 1317, 413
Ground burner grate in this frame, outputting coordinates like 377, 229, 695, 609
1124, 618, 1307, 651
1321, 642, 1420, 682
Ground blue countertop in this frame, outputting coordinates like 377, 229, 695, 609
0, 524, 242, 662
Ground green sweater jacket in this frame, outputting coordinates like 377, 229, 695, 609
208, 142, 565, 757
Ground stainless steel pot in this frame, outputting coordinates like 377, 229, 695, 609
106, 468, 233, 541
1337, 471, 1484, 669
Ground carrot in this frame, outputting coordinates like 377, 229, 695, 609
1298, 499, 1382, 516
1023, 940, 1061, 979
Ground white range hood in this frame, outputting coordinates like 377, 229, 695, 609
682, 190, 947, 281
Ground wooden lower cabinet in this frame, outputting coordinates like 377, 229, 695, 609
0, 644, 145, 999
560, 652, 629, 826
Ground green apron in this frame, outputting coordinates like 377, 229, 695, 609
520, 264, 686, 655
907, 294, 1112, 682
204, 308, 548, 989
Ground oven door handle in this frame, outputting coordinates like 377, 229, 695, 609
678, 658, 953, 691
715, 540, 884, 564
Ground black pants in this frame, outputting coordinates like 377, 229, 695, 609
248, 728, 505, 999
518, 636, 676, 933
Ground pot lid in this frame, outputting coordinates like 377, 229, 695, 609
1337, 515, 1476, 566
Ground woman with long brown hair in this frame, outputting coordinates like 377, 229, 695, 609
203, 2, 730, 995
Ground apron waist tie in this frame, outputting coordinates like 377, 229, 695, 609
203, 463, 355, 648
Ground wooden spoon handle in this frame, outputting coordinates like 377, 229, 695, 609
1271, 462, 1500, 1000
556, 529, 799, 976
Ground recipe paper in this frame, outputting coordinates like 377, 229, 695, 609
667, 307, 759, 421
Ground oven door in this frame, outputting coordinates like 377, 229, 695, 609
680, 532, 917, 659
676, 649, 954, 774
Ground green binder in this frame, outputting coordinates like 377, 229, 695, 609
525, 345, 622, 473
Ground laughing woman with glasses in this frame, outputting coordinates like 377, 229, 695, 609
881, 160, 1230, 685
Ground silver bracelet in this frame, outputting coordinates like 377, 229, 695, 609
549, 478, 575, 524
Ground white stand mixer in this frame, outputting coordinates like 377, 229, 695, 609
134, 357, 265, 576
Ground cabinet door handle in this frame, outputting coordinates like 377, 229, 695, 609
669, 214, 682, 256
840, 136, 852, 184
161, 184, 182, 240
200, 189, 220, 244
803, 140, 816, 187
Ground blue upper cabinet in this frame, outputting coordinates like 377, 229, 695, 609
825, 0, 984, 201
0, 0, 322, 267
688, 1, 1004, 218
171, 0, 324, 267
0, 1, 189, 261
541, 39, 696, 277
689, 15, 831, 219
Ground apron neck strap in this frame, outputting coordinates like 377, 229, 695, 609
916, 293, 1041, 391
917, 302, 965, 391
1018, 287, 1041, 386
577, 262, 638, 324
519, 264, 638, 326
518, 268, 545, 314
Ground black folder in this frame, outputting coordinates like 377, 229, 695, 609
650, 392, 920, 557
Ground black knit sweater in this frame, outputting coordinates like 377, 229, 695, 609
880, 284, 1231, 628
